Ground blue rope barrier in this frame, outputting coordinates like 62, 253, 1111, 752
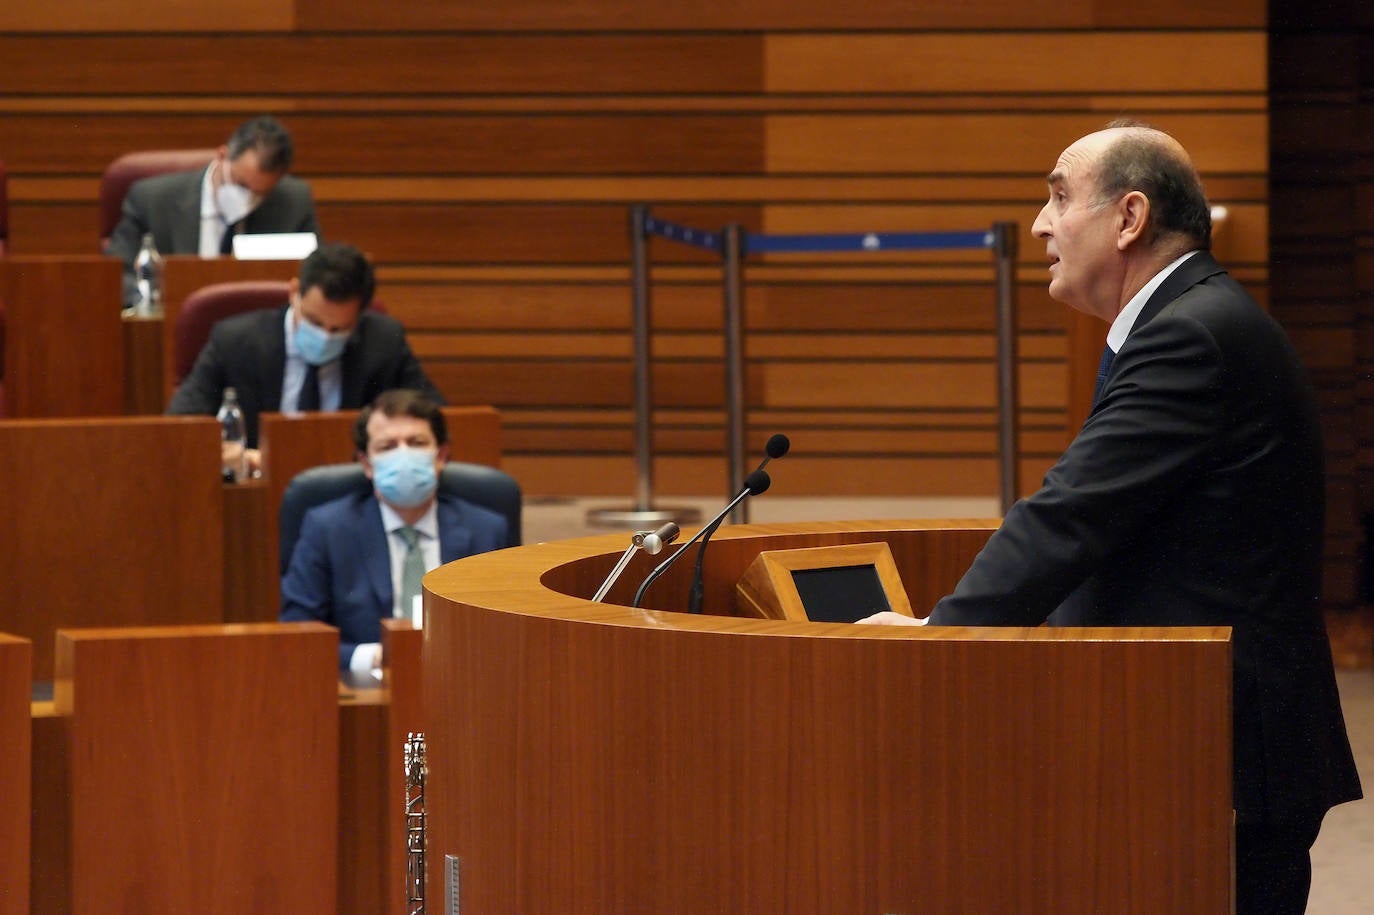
744, 229, 994, 255
643, 216, 723, 253
643, 216, 994, 257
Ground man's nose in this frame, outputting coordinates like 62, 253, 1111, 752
1031, 203, 1051, 238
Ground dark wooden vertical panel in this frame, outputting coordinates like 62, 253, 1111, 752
0, 636, 30, 915
1271, 2, 1374, 658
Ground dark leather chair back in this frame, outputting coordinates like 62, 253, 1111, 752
278, 462, 522, 574
175, 281, 291, 383
99, 149, 217, 246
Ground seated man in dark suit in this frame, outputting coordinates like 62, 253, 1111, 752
167, 241, 443, 474
106, 114, 321, 307
280, 389, 511, 672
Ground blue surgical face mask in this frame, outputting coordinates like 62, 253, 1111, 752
293, 308, 350, 366
371, 447, 439, 509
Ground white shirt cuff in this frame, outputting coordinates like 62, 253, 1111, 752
349, 642, 382, 673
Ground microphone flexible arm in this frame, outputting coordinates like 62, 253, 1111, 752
631, 473, 767, 609
591, 523, 679, 603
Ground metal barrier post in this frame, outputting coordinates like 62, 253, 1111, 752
993, 221, 1020, 515
722, 224, 748, 523
588, 206, 699, 528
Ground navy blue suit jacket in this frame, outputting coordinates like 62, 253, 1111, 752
280, 490, 509, 668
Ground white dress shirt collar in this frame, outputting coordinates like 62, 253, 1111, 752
1106, 250, 1200, 354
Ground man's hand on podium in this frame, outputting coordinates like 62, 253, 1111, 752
856, 611, 928, 627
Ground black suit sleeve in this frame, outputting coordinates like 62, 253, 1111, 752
166, 331, 230, 417
931, 309, 1225, 626
106, 185, 156, 307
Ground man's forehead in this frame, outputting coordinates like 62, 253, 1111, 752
1046, 143, 1100, 187
368, 413, 432, 439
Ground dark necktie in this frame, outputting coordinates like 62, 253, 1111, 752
1092, 345, 1115, 406
219, 221, 237, 255
297, 363, 321, 412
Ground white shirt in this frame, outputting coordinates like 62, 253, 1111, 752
348, 497, 441, 673
280, 309, 344, 414
197, 165, 227, 257
1105, 250, 1200, 355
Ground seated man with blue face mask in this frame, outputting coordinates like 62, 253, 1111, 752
167, 241, 443, 475
280, 389, 511, 672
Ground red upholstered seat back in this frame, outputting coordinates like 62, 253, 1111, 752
174, 281, 291, 383
99, 149, 217, 247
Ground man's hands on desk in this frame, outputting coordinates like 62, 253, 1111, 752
856, 611, 929, 626
220, 441, 264, 477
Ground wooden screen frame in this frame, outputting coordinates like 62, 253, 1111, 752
736, 541, 914, 621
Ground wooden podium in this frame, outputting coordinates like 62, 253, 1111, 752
422, 520, 1233, 914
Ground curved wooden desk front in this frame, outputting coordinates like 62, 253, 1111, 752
424, 520, 1232, 915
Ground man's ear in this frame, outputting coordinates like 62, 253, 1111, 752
436, 444, 451, 467
358, 450, 374, 479
1117, 190, 1150, 251
288, 276, 300, 299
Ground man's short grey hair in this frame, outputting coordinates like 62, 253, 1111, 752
1092, 118, 1212, 251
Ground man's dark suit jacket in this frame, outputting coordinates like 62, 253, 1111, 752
166, 306, 443, 447
105, 167, 320, 305
930, 251, 1362, 829
280, 490, 510, 668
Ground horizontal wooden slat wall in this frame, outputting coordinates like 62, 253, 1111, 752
2, 4, 1267, 501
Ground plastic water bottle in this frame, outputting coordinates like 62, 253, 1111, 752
132, 232, 164, 316
217, 387, 246, 483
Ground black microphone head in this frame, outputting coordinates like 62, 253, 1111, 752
765, 433, 790, 460
744, 469, 771, 495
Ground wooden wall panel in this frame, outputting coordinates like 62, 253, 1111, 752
0, 4, 1268, 519
0, 115, 766, 176
764, 113, 1268, 176
0, 0, 289, 32
765, 33, 1266, 94
0, 35, 763, 95
293, 0, 1263, 32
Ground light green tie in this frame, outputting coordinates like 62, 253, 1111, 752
397, 527, 425, 618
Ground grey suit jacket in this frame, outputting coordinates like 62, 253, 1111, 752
165, 306, 443, 447
929, 251, 1362, 826
105, 167, 320, 306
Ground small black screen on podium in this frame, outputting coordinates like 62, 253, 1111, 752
790, 564, 890, 623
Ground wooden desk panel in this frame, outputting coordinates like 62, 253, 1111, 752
55, 623, 339, 915
338, 687, 388, 915
423, 522, 1234, 914
0, 257, 123, 419
0, 635, 31, 915
222, 480, 276, 624
33, 672, 405, 915
0, 417, 225, 680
